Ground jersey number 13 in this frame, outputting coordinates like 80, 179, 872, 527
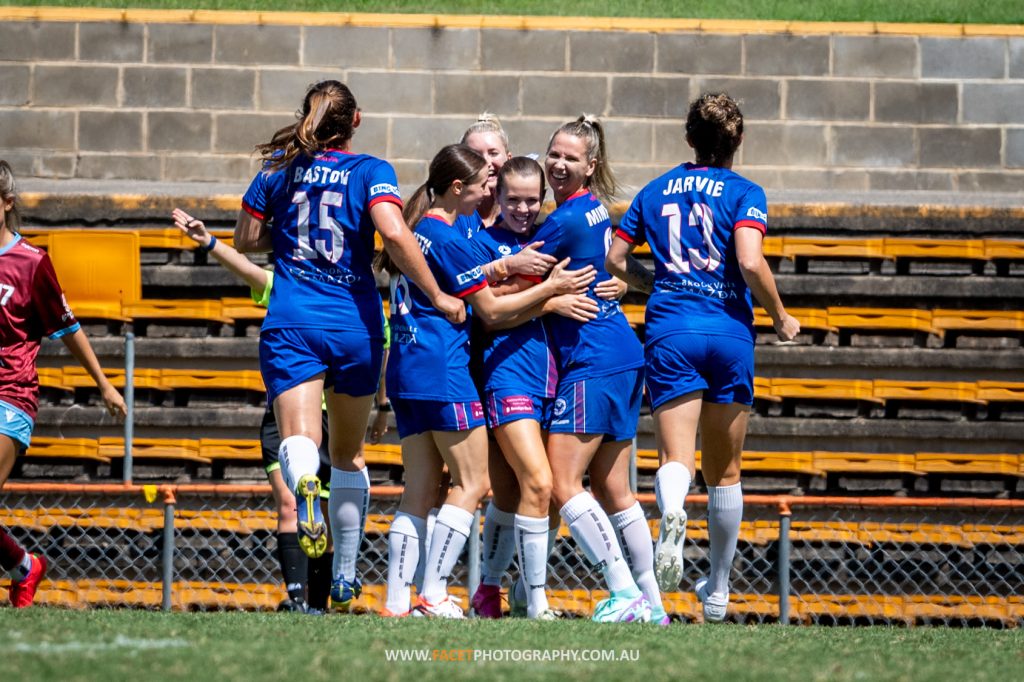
661, 202, 722, 274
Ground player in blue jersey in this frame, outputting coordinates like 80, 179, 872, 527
607, 93, 800, 623
233, 81, 465, 613
528, 115, 662, 624
380, 144, 594, 618
472, 157, 600, 619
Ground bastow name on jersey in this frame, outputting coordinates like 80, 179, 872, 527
662, 175, 725, 198
293, 164, 351, 186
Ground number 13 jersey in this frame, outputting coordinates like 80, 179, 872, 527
242, 149, 402, 335
616, 162, 768, 345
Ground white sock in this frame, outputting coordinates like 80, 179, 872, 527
386, 512, 424, 614
707, 482, 743, 596
482, 502, 516, 587
329, 467, 370, 582
560, 492, 636, 595
414, 507, 439, 591
10, 552, 32, 581
655, 462, 691, 514
420, 504, 474, 604
610, 501, 663, 611
278, 435, 321, 495
514, 514, 550, 618
548, 524, 560, 556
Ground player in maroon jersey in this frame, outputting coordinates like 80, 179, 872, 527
0, 160, 127, 607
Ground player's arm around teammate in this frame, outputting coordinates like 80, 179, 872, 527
380, 145, 592, 618
608, 93, 799, 623
0, 160, 126, 608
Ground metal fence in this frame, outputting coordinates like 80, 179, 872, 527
2, 483, 1022, 627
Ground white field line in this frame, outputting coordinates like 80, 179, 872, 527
6, 634, 189, 654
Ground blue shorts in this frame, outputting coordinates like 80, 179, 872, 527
259, 327, 384, 404
484, 389, 554, 429
0, 399, 33, 451
645, 333, 754, 410
548, 369, 642, 442
392, 398, 486, 439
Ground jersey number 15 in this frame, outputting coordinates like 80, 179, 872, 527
292, 190, 345, 263
661, 202, 722, 274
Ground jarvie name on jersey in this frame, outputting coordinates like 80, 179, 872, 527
662, 175, 725, 198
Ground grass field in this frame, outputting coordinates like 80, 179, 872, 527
1, 0, 1022, 25
2, 608, 1023, 682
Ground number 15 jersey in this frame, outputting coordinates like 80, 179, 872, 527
242, 150, 402, 336
617, 162, 768, 345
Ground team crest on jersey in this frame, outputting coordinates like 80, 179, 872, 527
498, 245, 512, 256
553, 398, 568, 417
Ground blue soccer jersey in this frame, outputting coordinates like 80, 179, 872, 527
617, 162, 767, 344
386, 214, 488, 402
472, 224, 557, 398
529, 190, 643, 383
455, 211, 484, 240
242, 149, 401, 338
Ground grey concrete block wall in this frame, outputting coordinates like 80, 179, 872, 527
0, 15, 1020, 194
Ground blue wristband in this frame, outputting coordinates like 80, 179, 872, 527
197, 235, 217, 253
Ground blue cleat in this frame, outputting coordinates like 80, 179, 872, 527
331, 576, 362, 612
592, 586, 651, 623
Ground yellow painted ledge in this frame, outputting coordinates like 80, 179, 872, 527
0, 7, 1021, 37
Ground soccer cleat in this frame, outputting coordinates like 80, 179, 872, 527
415, 594, 466, 619
470, 583, 503, 619
277, 598, 308, 613
509, 577, 527, 618
654, 509, 687, 592
649, 606, 671, 626
695, 577, 729, 623
9, 553, 47, 609
535, 609, 559, 621
592, 587, 651, 623
330, 576, 362, 613
295, 474, 327, 558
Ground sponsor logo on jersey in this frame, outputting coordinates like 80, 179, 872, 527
498, 245, 513, 256
746, 206, 768, 222
456, 266, 483, 286
370, 183, 400, 197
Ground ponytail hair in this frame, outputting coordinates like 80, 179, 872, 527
0, 160, 21, 234
547, 114, 618, 202
685, 92, 744, 167
460, 112, 510, 153
375, 144, 487, 275
255, 80, 359, 172
496, 156, 546, 201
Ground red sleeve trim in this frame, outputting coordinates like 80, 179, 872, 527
519, 274, 543, 284
614, 228, 636, 244
369, 195, 403, 210
734, 220, 767, 234
455, 280, 488, 298
242, 202, 265, 221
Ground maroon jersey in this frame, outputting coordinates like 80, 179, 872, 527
0, 236, 79, 420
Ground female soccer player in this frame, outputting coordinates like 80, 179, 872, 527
233, 81, 464, 612
472, 157, 600, 619
381, 144, 594, 618
528, 116, 663, 623
0, 160, 127, 607
607, 93, 800, 622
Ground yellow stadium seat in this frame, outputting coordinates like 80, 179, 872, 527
122, 299, 231, 326
883, 238, 986, 260
770, 378, 881, 403
61, 366, 165, 391
812, 451, 921, 476
914, 452, 1020, 477
781, 237, 890, 274
983, 238, 1024, 261
97, 437, 212, 465
37, 367, 70, 391
753, 376, 778, 402
364, 443, 403, 467
160, 369, 266, 393
620, 303, 644, 327
629, 236, 783, 259
23, 437, 108, 464
976, 381, 1024, 402
754, 307, 835, 338
742, 451, 822, 477
198, 439, 262, 463
220, 297, 267, 322
872, 380, 983, 404
826, 307, 940, 344
931, 309, 1024, 334
48, 231, 139, 321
